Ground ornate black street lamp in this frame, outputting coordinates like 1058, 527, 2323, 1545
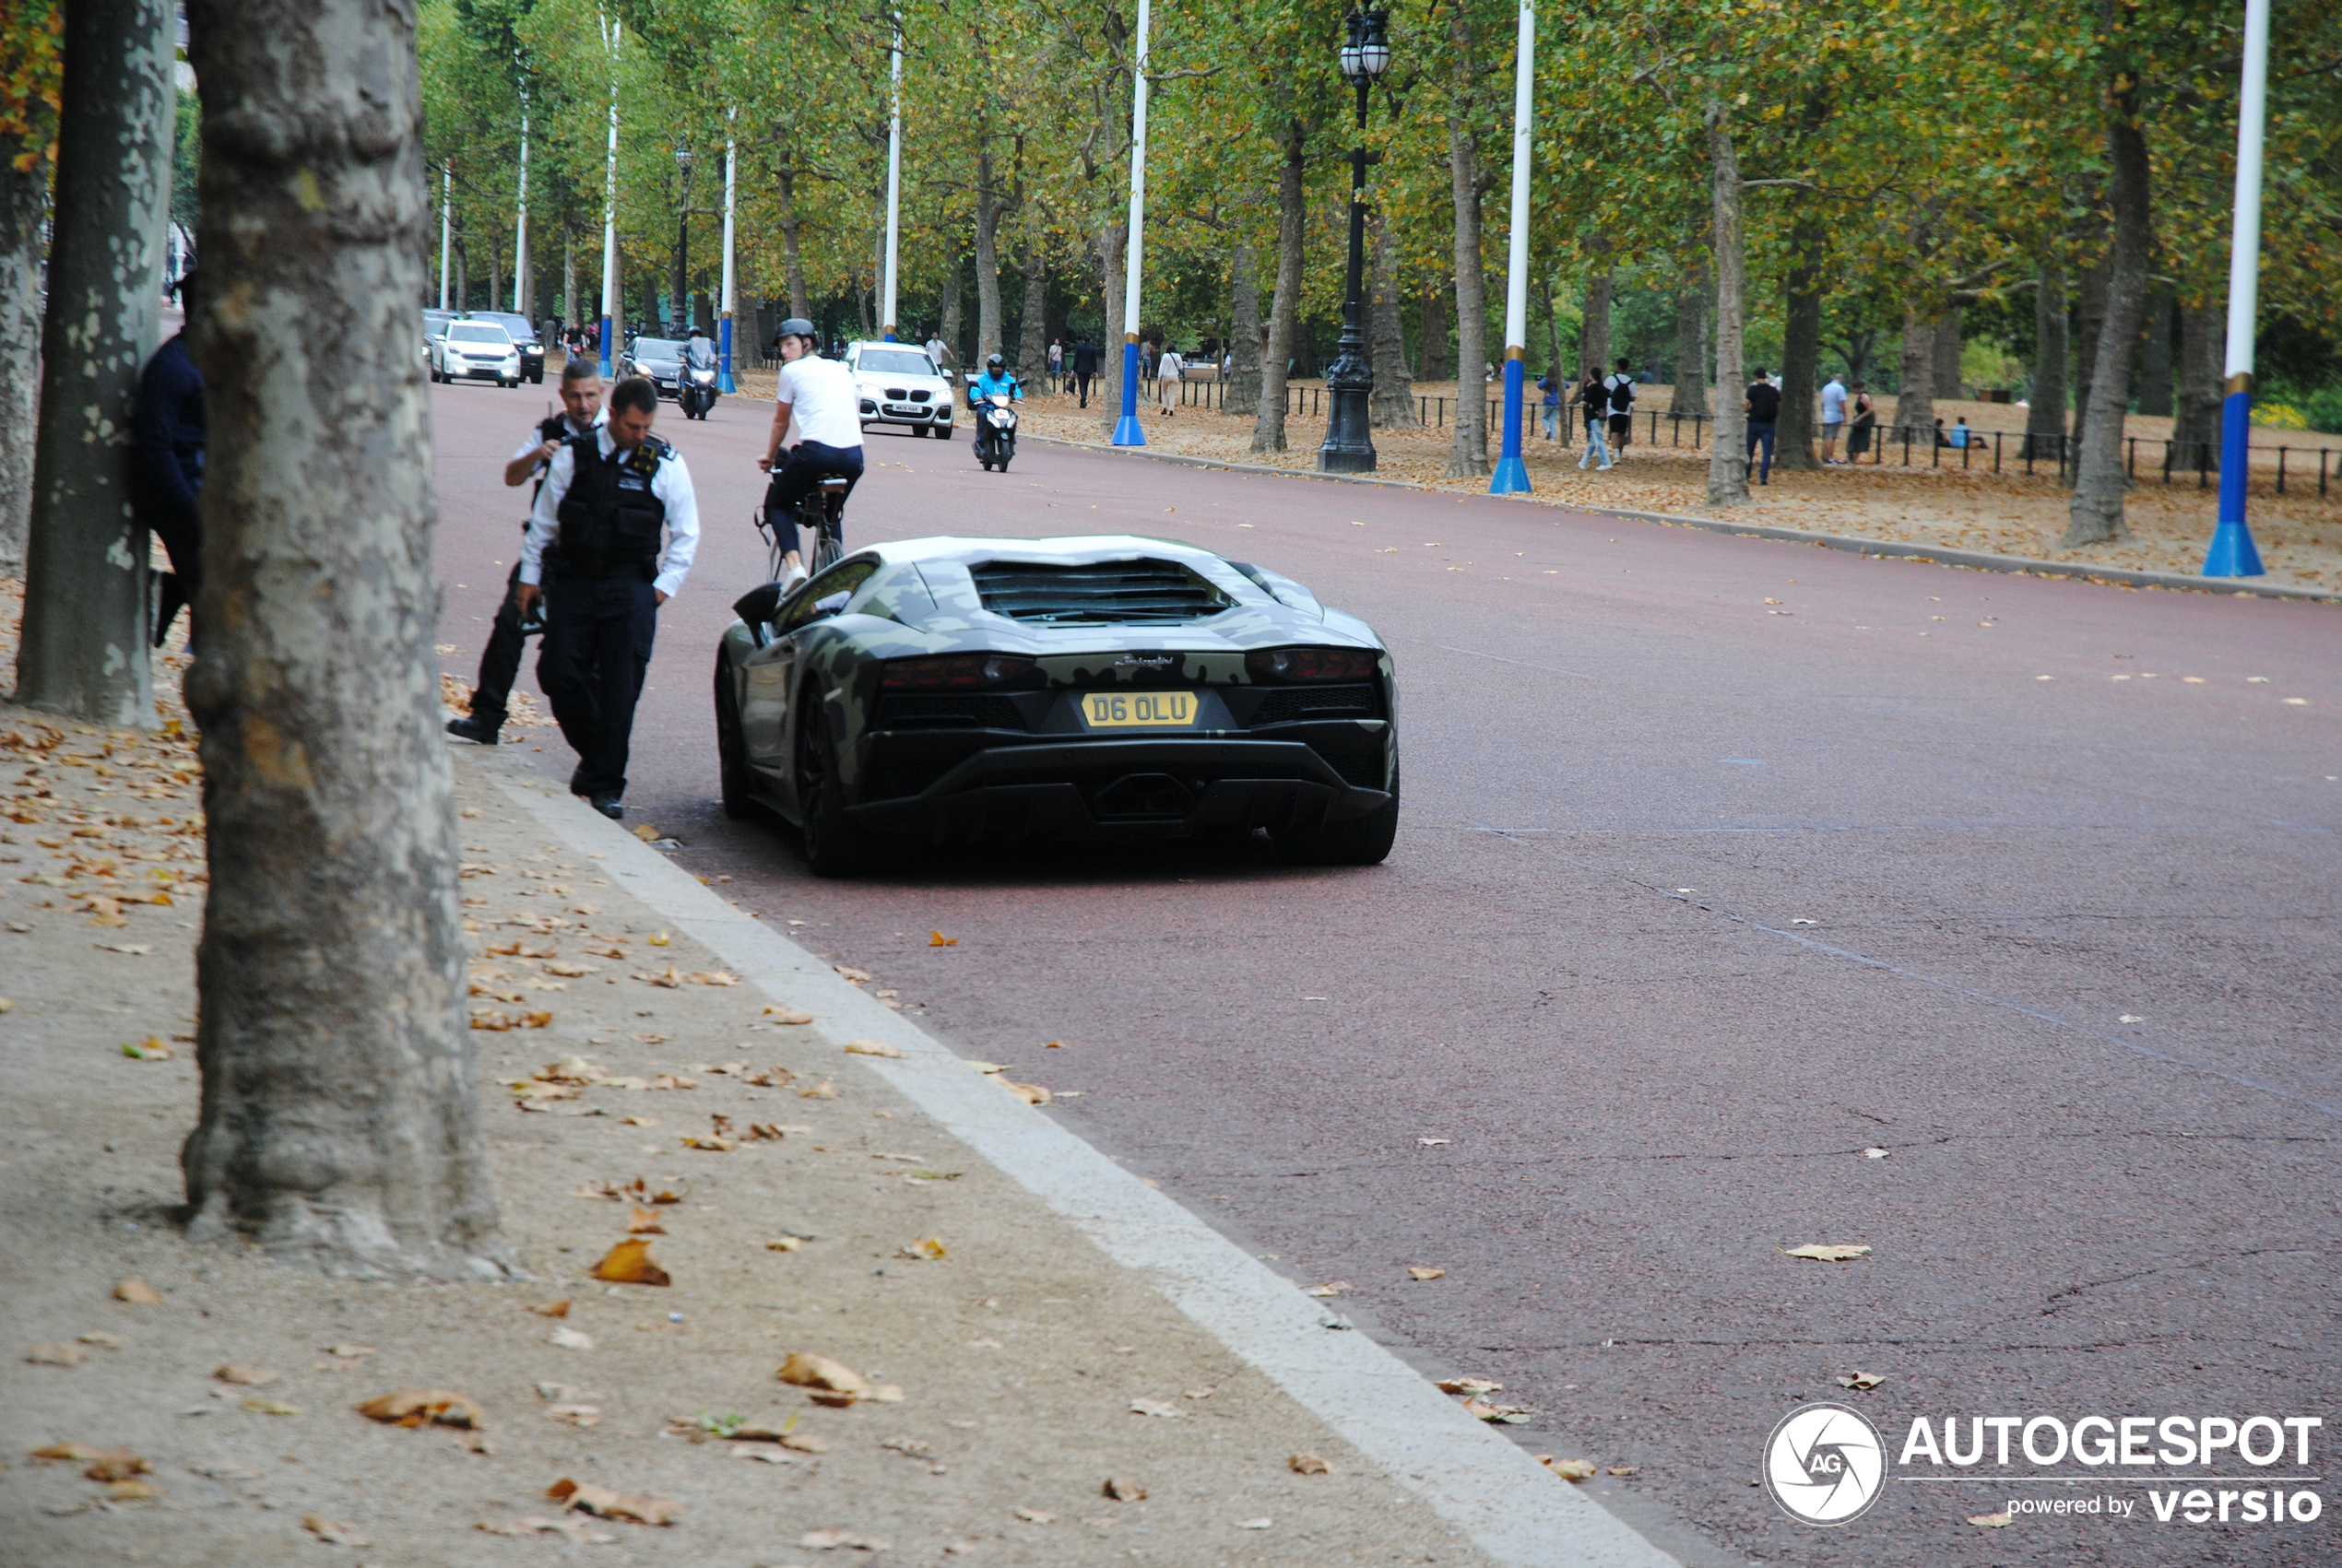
1318, 8, 1390, 474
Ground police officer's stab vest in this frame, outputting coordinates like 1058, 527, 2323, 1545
552, 434, 668, 580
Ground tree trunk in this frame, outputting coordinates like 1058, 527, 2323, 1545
1419, 285, 1448, 382
0, 156, 47, 579
2025, 264, 2068, 460
2173, 303, 2221, 469
1015, 240, 1047, 383
14, 0, 173, 725
974, 147, 1004, 365
1672, 262, 1708, 415
1890, 304, 1934, 441
1368, 211, 1415, 429
1931, 308, 1963, 398
1252, 123, 1305, 455
2135, 288, 2173, 417
1444, 112, 1487, 477
455, 240, 467, 312
1539, 273, 1565, 405
1224, 233, 1262, 418
1577, 266, 1612, 383
179, 0, 515, 1277
775, 166, 810, 320
1777, 210, 1824, 471
518, 225, 534, 319
1704, 102, 1749, 508
2065, 70, 2151, 547
937, 252, 962, 369
1096, 217, 1126, 437
2071, 251, 2108, 460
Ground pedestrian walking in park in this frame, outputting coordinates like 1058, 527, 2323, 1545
1538, 370, 1562, 441
1156, 344, 1183, 413
1847, 383, 1875, 461
448, 358, 608, 746
517, 375, 700, 819
1745, 366, 1782, 484
1048, 339, 1064, 391
1577, 371, 1614, 470
1820, 371, 1848, 464
1604, 358, 1638, 456
926, 329, 951, 371
1071, 338, 1100, 407
133, 271, 206, 647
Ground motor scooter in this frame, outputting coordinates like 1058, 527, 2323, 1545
973, 393, 1018, 472
679, 363, 718, 420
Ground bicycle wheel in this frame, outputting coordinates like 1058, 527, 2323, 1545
812, 524, 844, 572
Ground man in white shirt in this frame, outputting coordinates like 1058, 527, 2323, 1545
924, 330, 952, 371
515, 375, 700, 819
1819, 372, 1849, 465
448, 359, 607, 746
759, 315, 866, 556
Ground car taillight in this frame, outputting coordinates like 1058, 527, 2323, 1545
881, 654, 1042, 691
1246, 646, 1378, 683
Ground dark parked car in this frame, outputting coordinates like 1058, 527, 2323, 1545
713, 536, 1399, 875
463, 311, 545, 383
622, 336, 687, 398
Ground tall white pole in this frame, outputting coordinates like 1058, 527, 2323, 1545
1110, 0, 1151, 445
439, 160, 452, 311
2202, 0, 2269, 576
1489, 0, 1534, 493
513, 72, 530, 315
597, 10, 621, 377
719, 108, 739, 391
881, 12, 903, 341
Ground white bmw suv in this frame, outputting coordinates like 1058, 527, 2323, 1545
846, 341, 955, 440
431, 319, 523, 387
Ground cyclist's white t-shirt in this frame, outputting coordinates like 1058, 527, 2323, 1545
776, 356, 863, 449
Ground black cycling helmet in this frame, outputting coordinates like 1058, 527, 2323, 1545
986, 353, 1005, 371
777, 316, 817, 342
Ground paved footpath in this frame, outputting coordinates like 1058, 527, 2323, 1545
0, 699, 1677, 1568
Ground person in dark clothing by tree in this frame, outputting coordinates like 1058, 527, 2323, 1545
133, 272, 207, 646
1070, 338, 1100, 407
1744, 366, 1783, 486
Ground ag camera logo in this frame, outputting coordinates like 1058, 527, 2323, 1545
1765, 1402, 1886, 1526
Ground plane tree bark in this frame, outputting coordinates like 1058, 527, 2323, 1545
2065, 39, 2152, 547
1704, 100, 1749, 507
1224, 234, 1262, 418
1368, 212, 1416, 429
180, 0, 515, 1278
2025, 265, 2068, 460
1776, 208, 1825, 471
1252, 121, 1305, 454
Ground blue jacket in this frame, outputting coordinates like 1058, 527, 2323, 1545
969, 370, 1022, 403
134, 334, 205, 518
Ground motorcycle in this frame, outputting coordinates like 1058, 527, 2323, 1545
973, 393, 1019, 473
679, 362, 718, 420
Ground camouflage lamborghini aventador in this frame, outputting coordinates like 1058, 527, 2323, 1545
713, 535, 1399, 875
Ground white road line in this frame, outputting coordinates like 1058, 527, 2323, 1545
482, 754, 1679, 1568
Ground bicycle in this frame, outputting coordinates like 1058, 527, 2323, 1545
754, 475, 851, 583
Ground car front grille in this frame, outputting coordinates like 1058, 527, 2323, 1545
972, 560, 1232, 625
876, 694, 1028, 731
1248, 684, 1382, 725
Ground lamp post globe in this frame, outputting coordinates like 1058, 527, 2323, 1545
1319, 9, 1390, 474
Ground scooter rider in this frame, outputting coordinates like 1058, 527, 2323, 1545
448, 358, 608, 745
680, 327, 718, 415
758, 316, 864, 555
516, 375, 700, 819
967, 352, 1021, 461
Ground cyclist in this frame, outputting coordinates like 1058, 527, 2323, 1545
757, 316, 863, 557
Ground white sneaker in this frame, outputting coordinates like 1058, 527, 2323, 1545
1598, 462, 1615, 470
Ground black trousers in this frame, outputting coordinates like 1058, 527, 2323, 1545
1075, 371, 1094, 407
536, 572, 656, 800
763, 442, 865, 555
467, 560, 531, 725
144, 501, 201, 641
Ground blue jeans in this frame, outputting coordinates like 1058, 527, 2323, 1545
1579, 419, 1610, 467
1542, 404, 1561, 440
1746, 419, 1777, 484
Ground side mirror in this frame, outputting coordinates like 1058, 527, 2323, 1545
733, 582, 785, 645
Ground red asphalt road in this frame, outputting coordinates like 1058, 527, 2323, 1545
432, 380, 2341, 1567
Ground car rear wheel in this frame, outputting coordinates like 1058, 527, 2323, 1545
795, 701, 872, 877
713, 652, 756, 820
1272, 758, 1400, 867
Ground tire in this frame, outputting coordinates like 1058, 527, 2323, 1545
1272, 758, 1401, 867
998, 451, 1011, 473
940, 424, 953, 442
811, 528, 844, 572
714, 652, 757, 820
795, 702, 870, 877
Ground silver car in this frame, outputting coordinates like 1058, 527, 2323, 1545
846, 341, 955, 439
431, 320, 522, 387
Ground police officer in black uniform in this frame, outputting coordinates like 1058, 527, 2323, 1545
515, 375, 701, 819
447, 358, 608, 744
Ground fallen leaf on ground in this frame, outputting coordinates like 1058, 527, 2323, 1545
1289, 1453, 1333, 1475
688, 971, 738, 986
1462, 1399, 1532, 1423
624, 1207, 667, 1234
881, 1434, 934, 1456
900, 1169, 960, 1182
1406, 1266, 1447, 1280
546, 1404, 601, 1428
30, 1443, 103, 1464
1305, 1281, 1352, 1297
743, 1065, 794, 1087
1005, 1080, 1052, 1104
548, 1478, 681, 1526
1863, 1146, 1889, 1159
680, 1136, 735, 1152
646, 1073, 698, 1091
214, 1364, 277, 1385
897, 1236, 946, 1260
1183, 1386, 1215, 1399
543, 961, 597, 977
82, 1448, 151, 1480
1969, 1510, 2014, 1527
1015, 1506, 1055, 1523
242, 1397, 301, 1416
1417, 1137, 1450, 1147
845, 1039, 903, 1057
1780, 1244, 1871, 1262
834, 965, 872, 983
746, 1122, 787, 1139
120, 1038, 172, 1060
800, 1527, 892, 1550
1104, 1475, 1147, 1501
526, 1298, 573, 1318
621, 1114, 658, 1127
648, 930, 670, 945
778, 1352, 869, 1396
590, 1238, 670, 1286
25, 1342, 89, 1366
359, 1388, 485, 1429
302, 1515, 370, 1546
534, 1055, 608, 1084
1435, 1377, 1502, 1395
1236, 1516, 1273, 1529
550, 1326, 595, 1350
1539, 1456, 1598, 1480
763, 1007, 815, 1024
1609, 1466, 1639, 1476
113, 1279, 164, 1305
1129, 1398, 1183, 1419
929, 931, 957, 946
1837, 1371, 1886, 1391
107, 1479, 160, 1502
799, 1081, 838, 1099
765, 1236, 804, 1253
635, 966, 684, 988
77, 1332, 125, 1349
630, 824, 660, 841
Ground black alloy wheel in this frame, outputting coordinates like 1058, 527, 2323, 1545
713, 651, 756, 820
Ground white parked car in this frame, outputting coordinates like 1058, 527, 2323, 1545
846, 341, 955, 439
431, 319, 523, 387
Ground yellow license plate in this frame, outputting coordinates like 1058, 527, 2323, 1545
1081, 690, 1200, 728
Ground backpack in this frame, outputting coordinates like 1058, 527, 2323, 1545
1608, 375, 1637, 414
